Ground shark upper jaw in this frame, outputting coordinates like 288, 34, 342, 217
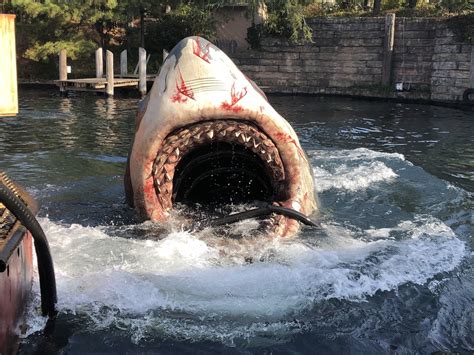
126, 36, 317, 237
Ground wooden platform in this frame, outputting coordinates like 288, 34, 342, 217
55, 76, 155, 93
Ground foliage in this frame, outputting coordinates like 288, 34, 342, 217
302, 0, 473, 17
144, 3, 216, 53
265, 0, 313, 42
303, 2, 368, 17
246, 0, 313, 48
246, 23, 265, 49
10, 0, 125, 62
446, 12, 474, 43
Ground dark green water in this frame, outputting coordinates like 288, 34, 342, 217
0, 89, 472, 354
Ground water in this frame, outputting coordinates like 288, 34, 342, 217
0, 90, 472, 354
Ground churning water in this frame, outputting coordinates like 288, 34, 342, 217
0, 90, 472, 354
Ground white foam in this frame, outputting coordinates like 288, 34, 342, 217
312, 147, 406, 162
23, 213, 465, 344
313, 161, 398, 192
309, 148, 403, 192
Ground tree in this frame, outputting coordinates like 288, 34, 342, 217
9, 0, 124, 62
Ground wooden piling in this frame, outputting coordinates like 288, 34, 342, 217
120, 50, 128, 77
58, 49, 68, 94
139, 47, 147, 96
95, 48, 103, 78
106, 50, 114, 96
382, 13, 395, 86
0, 14, 18, 116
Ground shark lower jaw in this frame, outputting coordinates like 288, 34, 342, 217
151, 119, 289, 214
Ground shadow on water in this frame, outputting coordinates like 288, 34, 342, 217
0, 89, 472, 354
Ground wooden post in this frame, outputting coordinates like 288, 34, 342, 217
120, 50, 128, 77
382, 13, 395, 86
139, 47, 147, 96
0, 14, 18, 116
106, 50, 114, 96
59, 49, 68, 94
59, 49, 67, 81
95, 48, 103, 78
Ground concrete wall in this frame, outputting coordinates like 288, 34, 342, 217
230, 17, 474, 104
0, 14, 18, 116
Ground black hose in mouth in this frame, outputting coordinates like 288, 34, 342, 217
173, 142, 274, 206
193, 203, 317, 228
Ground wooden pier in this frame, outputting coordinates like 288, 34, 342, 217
55, 77, 154, 93
55, 47, 154, 96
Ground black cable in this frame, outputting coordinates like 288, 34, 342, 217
0, 182, 57, 318
208, 203, 317, 227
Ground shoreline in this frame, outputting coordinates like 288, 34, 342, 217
18, 81, 473, 111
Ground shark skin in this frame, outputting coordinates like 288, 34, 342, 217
125, 36, 317, 237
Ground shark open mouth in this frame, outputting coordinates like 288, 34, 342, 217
126, 36, 317, 237
152, 120, 288, 212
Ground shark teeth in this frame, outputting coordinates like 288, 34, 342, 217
151, 119, 286, 212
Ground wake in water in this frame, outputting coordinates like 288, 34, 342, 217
22, 148, 469, 349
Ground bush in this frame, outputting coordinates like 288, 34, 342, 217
144, 4, 216, 56
246, 0, 313, 48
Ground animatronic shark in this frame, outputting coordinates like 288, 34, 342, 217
125, 37, 317, 237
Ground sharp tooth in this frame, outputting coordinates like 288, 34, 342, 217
195, 133, 202, 140
234, 131, 241, 138
165, 172, 172, 182
260, 149, 266, 155
207, 130, 214, 139
219, 130, 226, 137
266, 154, 273, 163
156, 185, 162, 193
175, 148, 180, 156
252, 139, 260, 148
183, 138, 190, 146
244, 135, 251, 143
156, 178, 162, 186
240, 134, 247, 143
167, 155, 178, 163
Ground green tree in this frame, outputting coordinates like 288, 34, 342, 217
10, 0, 124, 61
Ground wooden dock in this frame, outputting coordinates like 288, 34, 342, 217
55, 48, 153, 96
55, 76, 155, 93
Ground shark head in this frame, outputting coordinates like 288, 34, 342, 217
125, 37, 317, 237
